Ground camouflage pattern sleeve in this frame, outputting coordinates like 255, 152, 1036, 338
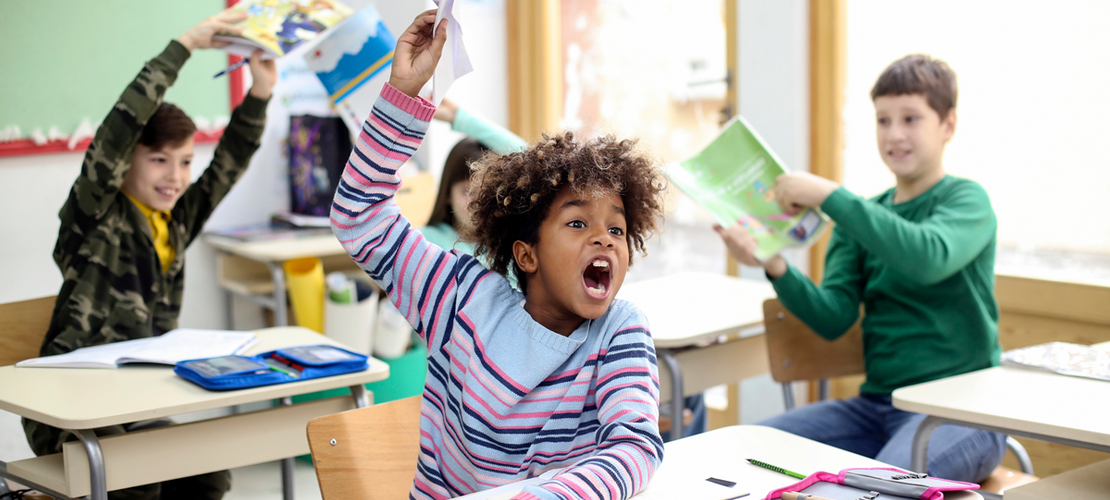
61, 40, 191, 232
175, 93, 269, 246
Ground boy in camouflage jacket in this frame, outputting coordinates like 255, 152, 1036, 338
22, 9, 276, 499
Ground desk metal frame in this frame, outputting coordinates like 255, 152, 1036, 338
0, 385, 369, 500
910, 415, 1110, 474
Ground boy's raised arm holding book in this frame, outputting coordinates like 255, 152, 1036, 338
330, 10, 666, 499
26, 9, 276, 499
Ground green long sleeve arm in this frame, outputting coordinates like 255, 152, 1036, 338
771, 226, 865, 340
819, 184, 996, 286
451, 107, 527, 154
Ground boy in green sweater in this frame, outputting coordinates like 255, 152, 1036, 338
22, 9, 275, 499
716, 54, 1004, 482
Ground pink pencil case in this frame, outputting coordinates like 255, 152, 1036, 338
764, 467, 979, 500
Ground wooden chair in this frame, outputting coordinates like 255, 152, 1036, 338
0, 295, 55, 495
764, 298, 865, 410
395, 172, 436, 227
307, 395, 422, 500
762, 298, 1037, 494
0, 295, 55, 367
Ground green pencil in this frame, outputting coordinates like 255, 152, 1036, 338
746, 458, 806, 480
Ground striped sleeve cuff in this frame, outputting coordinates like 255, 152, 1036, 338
380, 82, 436, 122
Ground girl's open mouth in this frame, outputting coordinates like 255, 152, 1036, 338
582, 258, 612, 299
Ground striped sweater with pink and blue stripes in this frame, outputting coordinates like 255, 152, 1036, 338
330, 84, 663, 500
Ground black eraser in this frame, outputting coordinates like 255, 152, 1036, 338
706, 477, 737, 488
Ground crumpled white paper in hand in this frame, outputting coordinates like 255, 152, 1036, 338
432, 0, 473, 105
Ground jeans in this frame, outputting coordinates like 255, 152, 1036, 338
659, 394, 708, 441
759, 393, 1006, 483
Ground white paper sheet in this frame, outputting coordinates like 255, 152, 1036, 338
432, 0, 473, 105
16, 329, 258, 369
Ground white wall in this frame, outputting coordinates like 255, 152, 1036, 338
735, 0, 811, 424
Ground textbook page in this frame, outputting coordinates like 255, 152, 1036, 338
216, 0, 353, 59
1002, 342, 1110, 382
16, 329, 258, 369
663, 115, 829, 261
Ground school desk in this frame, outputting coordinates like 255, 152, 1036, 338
204, 171, 436, 328
0, 327, 389, 500
206, 233, 354, 327
617, 272, 776, 440
892, 341, 1110, 475
456, 425, 984, 500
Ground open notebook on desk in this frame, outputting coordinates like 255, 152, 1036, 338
16, 329, 257, 369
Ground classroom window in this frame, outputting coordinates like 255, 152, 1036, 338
558, 0, 732, 279
843, 1, 1110, 283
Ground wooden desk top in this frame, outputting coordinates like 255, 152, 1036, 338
460, 425, 982, 499
618, 272, 775, 348
0, 327, 389, 430
204, 233, 347, 263
892, 342, 1110, 448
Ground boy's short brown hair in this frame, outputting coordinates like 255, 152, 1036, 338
139, 102, 196, 150
870, 54, 958, 119
465, 131, 666, 288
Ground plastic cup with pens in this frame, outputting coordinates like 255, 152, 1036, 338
323, 272, 379, 355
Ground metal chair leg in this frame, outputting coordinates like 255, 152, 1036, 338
781, 383, 796, 411
817, 379, 830, 401
1005, 436, 1034, 475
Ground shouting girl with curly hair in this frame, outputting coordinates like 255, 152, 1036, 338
329, 11, 667, 499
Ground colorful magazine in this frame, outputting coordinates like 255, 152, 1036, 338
303, 5, 396, 133
663, 116, 830, 260
215, 0, 353, 59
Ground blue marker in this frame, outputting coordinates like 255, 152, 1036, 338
214, 58, 250, 79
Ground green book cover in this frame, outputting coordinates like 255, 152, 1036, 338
664, 116, 829, 260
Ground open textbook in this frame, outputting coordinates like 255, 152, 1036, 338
304, 5, 396, 133
1001, 342, 1110, 382
16, 329, 258, 369
664, 116, 830, 261
215, 0, 353, 59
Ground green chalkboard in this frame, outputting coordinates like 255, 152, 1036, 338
0, 0, 231, 139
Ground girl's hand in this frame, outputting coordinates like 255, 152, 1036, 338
177, 9, 248, 51
247, 49, 277, 99
389, 9, 448, 98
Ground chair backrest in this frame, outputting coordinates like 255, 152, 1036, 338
307, 395, 422, 500
0, 295, 55, 367
395, 172, 436, 227
763, 298, 865, 384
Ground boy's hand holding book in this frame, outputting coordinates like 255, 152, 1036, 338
775, 171, 840, 215
714, 222, 789, 278
247, 49, 277, 100
390, 9, 448, 98
177, 9, 248, 52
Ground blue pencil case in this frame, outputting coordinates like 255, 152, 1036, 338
174, 344, 369, 391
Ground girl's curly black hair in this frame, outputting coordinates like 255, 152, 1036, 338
463, 131, 667, 289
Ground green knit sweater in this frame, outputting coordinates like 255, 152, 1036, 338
771, 175, 1000, 395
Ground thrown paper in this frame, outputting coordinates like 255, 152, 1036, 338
432, 0, 473, 105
